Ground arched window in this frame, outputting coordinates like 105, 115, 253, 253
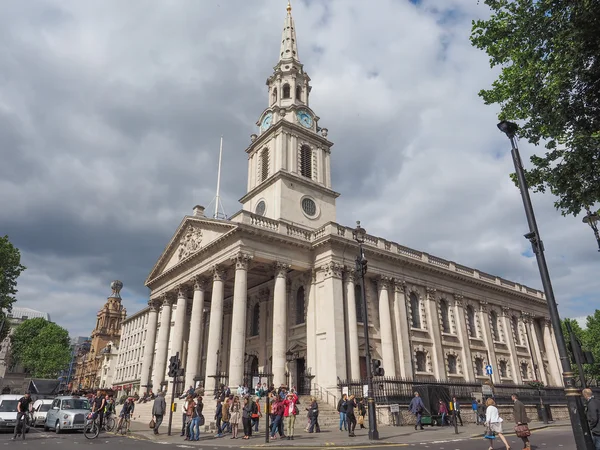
410, 293, 421, 329
520, 362, 529, 380
490, 310, 499, 341
499, 360, 508, 378
355, 284, 364, 323
260, 148, 269, 182
283, 84, 291, 99
251, 304, 260, 336
439, 299, 450, 333
512, 316, 521, 345
416, 351, 426, 372
300, 145, 312, 178
466, 305, 476, 338
447, 354, 458, 374
474, 357, 484, 376
296, 86, 302, 101
295, 286, 305, 325
272, 87, 278, 104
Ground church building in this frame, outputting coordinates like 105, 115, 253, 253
138, 3, 563, 398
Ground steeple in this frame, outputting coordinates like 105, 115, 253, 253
279, 1, 299, 64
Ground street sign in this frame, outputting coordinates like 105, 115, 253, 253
390, 404, 400, 413
485, 364, 493, 376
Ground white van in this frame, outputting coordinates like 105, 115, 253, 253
0, 394, 22, 430
32, 399, 54, 427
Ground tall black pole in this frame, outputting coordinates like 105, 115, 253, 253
498, 121, 594, 449
357, 242, 379, 440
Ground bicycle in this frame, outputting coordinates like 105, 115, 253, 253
15, 412, 32, 440
103, 414, 116, 432
114, 415, 131, 436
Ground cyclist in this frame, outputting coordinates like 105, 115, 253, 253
12, 392, 33, 440
104, 395, 116, 423
91, 391, 106, 431
115, 398, 135, 433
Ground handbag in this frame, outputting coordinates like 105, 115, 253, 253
357, 415, 364, 425
149, 418, 156, 429
198, 414, 205, 426
484, 425, 496, 440
514, 424, 531, 437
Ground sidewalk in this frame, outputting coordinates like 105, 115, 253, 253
127, 419, 569, 447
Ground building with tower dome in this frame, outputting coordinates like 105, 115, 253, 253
136, 2, 563, 403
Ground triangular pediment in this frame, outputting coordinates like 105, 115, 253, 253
146, 216, 238, 283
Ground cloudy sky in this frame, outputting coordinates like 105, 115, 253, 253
1, 0, 597, 338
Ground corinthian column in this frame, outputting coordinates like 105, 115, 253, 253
152, 294, 173, 391
344, 269, 360, 380
185, 278, 206, 388
228, 253, 252, 387
392, 281, 412, 378
139, 298, 160, 392
502, 307, 522, 384
272, 262, 290, 386
378, 276, 396, 377
171, 286, 188, 361
453, 295, 473, 382
204, 266, 227, 394
426, 288, 445, 379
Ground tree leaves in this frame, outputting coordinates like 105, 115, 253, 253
471, 0, 600, 216
10, 318, 71, 379
562, 314, 600, 386
0, 235, 26, 341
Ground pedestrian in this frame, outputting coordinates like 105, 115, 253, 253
188, 397, 202, 441
222, 397, 231, 434
242, 396, 253, 439
252, 397, 261, 432
409, 392, 425, 430
337, 394, 348, 431
472, 398, 478, 424
438, 400, 449, 426
511, 393, 530, 449
452, 397, 463, 426
484, 398, 510, 449
307, 397, 320, 433
92, 391, 106, 432
152, 392, 166, 435
283, 392, 298, 440
11, 392, 33, 440
214, 398, 224, 437
357, 398, 366, 429
346, 395, 357, 437
582, 388, 600, 450
270, 395, 285, 439
184, 395, 195, 440
181, 395, 191, 437
229, 396, 241, 439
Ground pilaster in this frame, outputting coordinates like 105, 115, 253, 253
344, 268, 360, 380
392, 280, 412, 379
501, 306, 522, 383
453, 294, 473, 382
426, 288, 445, 379
479, 301, 500, 383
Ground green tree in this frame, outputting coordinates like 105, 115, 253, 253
471, 0, 600, 216
0, 235, 26, 341
10, 318, 71, 378
584, 310, 600, 384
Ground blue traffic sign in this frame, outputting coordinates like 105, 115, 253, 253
485, 364, 493, 376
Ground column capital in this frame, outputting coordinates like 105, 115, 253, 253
501, 305, 511, 316
520, 311, 532, 323
479, 300, 489, 312
177, 285, 187, 299
321, 261, 343, 279
426, 287, 437, 299
393, 279, 406, 293
232, 253, 253, 270
344, 266, 357, 283
194, 277, 207, 291
274, 262, 291, 278
160, 292, 174, 307
543, 317, 552, 327
211, 265, 227, 282
377, 275, 393, 290
453, 293, 464, 307
148, 298, 162, 311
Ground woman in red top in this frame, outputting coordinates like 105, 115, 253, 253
282, 393, 298, 440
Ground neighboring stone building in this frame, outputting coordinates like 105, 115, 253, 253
133, 3, 562, 399
112, 307, 152, 394
0, 307, 51, 393
74, 281, 126, 390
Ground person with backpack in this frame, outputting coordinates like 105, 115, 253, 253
409, 392, 425, 430
189, 396, 203, 441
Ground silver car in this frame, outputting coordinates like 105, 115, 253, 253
44, 396, 90, 433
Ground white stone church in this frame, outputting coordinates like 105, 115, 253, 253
113, 3, 563, 397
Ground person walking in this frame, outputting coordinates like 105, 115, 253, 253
438, 400, 449, 426
12, 392, 33, 440
452, 397, 463, 426
346, 395, 357, 437
242, 396, 253, 439
357, 398, 367, 429
152, 392, 166, 435
214, 399, 224, 438
252, 397, 261, 432
337, 394, 348, 431
229, 397, 241, 439
583, 388, 600, 450
270, 395, 285, 439
485, 398, 511, 449
283, 392, 298, 440
409, 392, 425, 430
189, 397, 203, 441
511, 393, 530, 449
307, 397, 320, 433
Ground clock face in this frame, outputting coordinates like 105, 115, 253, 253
296, 110, 313, 128
261, 113, 273, 131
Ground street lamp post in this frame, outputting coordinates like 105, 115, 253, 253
582, 210, 600, 252
353, 221, 379, 441
497, 120, 594, 449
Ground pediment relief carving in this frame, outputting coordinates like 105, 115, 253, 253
178, 225, 204, 261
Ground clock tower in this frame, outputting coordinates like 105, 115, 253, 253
239, 1, 339, 229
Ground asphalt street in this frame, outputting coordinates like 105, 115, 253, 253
0, 426, 576, 449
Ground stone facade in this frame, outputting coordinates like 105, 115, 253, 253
133, 4, 563, 403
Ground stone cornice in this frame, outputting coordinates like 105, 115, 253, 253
245, 116, 332, 154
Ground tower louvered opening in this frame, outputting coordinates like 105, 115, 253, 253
300, 145, 312, 178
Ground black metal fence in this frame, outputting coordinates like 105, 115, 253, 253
339, 377, 599, 406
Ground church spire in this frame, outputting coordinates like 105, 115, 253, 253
279, 0, 299, 63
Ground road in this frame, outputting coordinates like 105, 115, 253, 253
0, 425, 576, 449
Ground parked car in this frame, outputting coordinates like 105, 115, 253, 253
44, 396, 90, 433
0, 394, 23, 430
32, 399, 53, 427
